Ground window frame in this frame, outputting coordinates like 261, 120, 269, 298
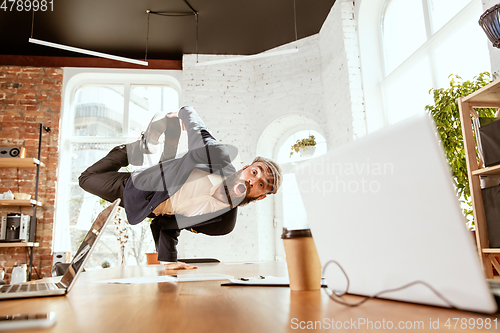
359, 0, 486, 132
54, 68, 183, 253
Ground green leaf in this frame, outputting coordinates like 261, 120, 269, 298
425, 72, 493, 226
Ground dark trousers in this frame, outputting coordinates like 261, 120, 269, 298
78, 144, 133, 207
78, 116, 181, 206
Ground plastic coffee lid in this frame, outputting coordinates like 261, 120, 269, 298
281, 228, 312, 239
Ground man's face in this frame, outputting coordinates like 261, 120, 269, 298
240, 162, 275, 199
218, 162, 274, 208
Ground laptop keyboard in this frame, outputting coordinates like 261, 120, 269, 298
0, 282, 65, 294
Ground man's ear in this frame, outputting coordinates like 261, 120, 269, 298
256, 195, 267, 201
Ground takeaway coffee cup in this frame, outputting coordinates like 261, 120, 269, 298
282, 228, 321, 291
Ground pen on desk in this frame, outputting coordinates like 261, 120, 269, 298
239, 275, 265, 281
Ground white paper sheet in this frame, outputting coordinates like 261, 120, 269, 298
96, 273, 233, 285
226, 276, 327, 286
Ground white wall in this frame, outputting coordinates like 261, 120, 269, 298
179, 0, 365, 262
320, 0, 366, 147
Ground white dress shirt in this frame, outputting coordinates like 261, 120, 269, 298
153, 169, 229, 217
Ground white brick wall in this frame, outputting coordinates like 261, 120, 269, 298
319, 0, 366, 148
179, 0, 364, 262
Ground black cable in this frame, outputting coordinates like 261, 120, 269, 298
195, 12, 199, 63
146, 0, 199, 61
322, 260, 458, 309
181, 0, 199, 62
31, 9, 34, 38
145, 10, 150, 62
293, 0, 298, 42
181, 0, 197, 15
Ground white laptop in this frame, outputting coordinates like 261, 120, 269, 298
294, 112, 499, 313
0, 199, 120, 300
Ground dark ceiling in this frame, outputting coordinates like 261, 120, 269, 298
0, 0, 336, 61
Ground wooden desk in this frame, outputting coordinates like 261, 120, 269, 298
1, 262, 499, 333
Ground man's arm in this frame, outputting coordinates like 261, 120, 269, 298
150, 217, 198, 270
150, 218, 180, 262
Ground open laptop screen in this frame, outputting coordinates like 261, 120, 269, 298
60, 199, 120, 290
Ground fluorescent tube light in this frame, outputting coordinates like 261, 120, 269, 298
195, 48, 299, 66
29, 38, 149, 66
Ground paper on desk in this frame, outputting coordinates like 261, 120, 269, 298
96, 273, 233, 285
224, 276, 327, 287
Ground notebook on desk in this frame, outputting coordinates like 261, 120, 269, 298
0, 199, 120, 300
295, 111, 499, 313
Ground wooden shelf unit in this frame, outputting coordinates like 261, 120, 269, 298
459, 78, 500, 279
0, 242, 39, 248
0, 200, 42, 207
0, 158, 44, 168
0, 124, 49, 281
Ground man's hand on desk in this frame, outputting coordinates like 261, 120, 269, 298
163, 261, 198, 270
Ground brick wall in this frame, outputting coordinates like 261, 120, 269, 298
0, 66, 61, 283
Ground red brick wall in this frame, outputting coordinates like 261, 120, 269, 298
0, 66, 62, 282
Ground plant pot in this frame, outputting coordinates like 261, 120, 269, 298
146, 252, 160, 265
299, 146, 316, 157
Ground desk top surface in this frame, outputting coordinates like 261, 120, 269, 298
1, 262, 499, 333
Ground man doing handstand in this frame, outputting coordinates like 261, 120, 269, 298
79, 106, 282, 270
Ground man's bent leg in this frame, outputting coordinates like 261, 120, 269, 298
79, 143, 139, 204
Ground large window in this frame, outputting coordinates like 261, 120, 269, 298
56, 70, 181, 268
360, 0, 491, 131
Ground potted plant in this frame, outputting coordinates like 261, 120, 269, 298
425, 72, 496, 227
290, 135, 317, 157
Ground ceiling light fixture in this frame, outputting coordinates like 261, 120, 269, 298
195, 0, 300, 66
28, 38, 149, 66
28, 10, 148, 66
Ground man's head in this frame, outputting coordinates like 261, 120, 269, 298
221, 157, 282, 208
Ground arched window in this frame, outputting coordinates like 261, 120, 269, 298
273, 129, 327, 260
55, 69, 182, 267
360, 0, 490, 131
276, 130, 327, 229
